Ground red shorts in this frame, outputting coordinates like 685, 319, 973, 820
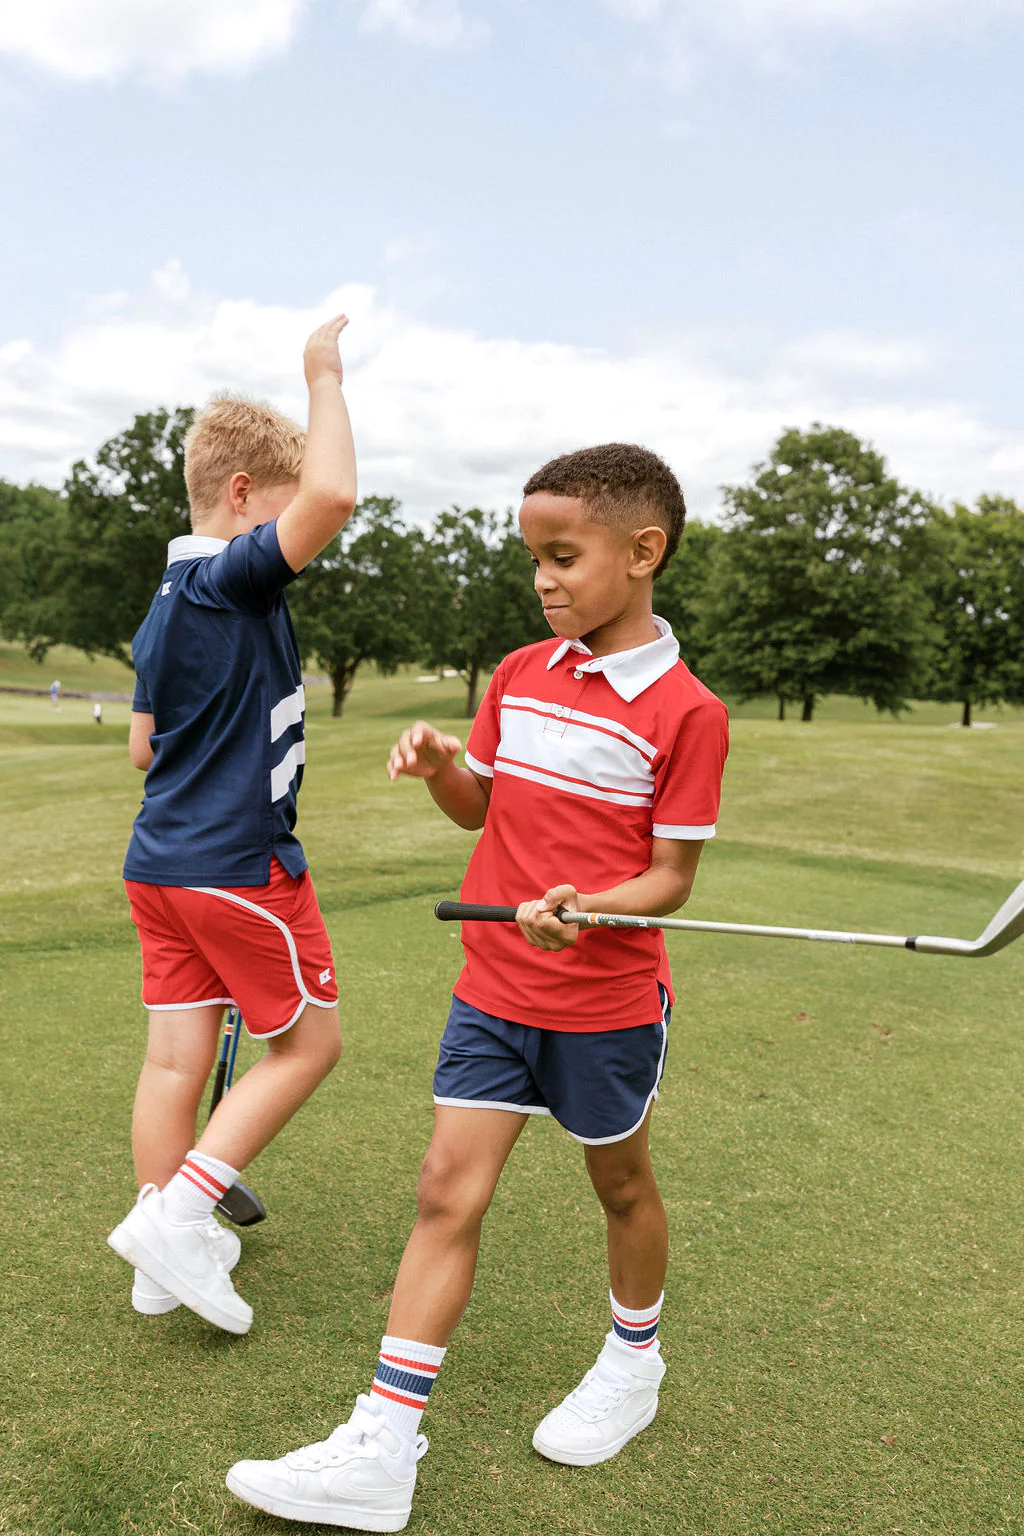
125, 859, 338, 1038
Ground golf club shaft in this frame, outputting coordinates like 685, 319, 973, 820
225, 1006, 241, 1091
433, 900, 928, 952
207, 1010, 234, 1118
208, 1008, 267, 1226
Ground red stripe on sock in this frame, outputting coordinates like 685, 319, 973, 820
183, 1159, 228, 1196
380, 1353, 440, 1374
179, 1168, 219, 1198
371, 1383, 428, 1409
612, 1309, 660, 1328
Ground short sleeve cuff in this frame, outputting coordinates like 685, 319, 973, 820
465, 749, 494, 779
653, 822, 716, 840
132, 681, 151, 711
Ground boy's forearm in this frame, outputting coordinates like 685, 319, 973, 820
578, 862, 695, 918
426, 761, 489, 830
303, 375, 357, 512
276, 376, 357, 571
129, 710, 155, 771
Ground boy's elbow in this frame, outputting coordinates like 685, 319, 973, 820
314, 488, 357, 524
661, 872, 695, 914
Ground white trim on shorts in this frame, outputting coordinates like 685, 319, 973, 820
142, 994, 236, 1011
432, 986, 671, 1147
185, 885, 337, 1037
567, 1011, 668, 1146
432, 1096, 552, 1117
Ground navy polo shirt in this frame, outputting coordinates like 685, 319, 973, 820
123, 520, 309, 887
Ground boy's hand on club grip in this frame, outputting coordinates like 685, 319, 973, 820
387, 721, 463, 781
517, 885, 579, 951
304, 313, 348, 387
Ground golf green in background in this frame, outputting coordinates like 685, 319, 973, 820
2, 664, 1024, 1535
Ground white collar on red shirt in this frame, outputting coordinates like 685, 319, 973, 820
167, 534, 229, 565
545, 614, 680, 702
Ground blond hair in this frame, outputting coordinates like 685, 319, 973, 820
184, 394, 305, 520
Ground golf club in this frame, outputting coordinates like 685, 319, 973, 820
208, 1008, 266, 1226
435, 875, 1024, 958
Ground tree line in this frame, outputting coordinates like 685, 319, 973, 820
2, 409, 1023, 725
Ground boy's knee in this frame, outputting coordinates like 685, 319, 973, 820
416, 1146, 491, 1229
590, 1161, 655, 1219
144, 1041, 216, 1086
276, 1007, 342, 1075
318, 1019, 342, 1072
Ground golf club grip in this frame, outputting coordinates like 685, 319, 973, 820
435, 901, 519, 923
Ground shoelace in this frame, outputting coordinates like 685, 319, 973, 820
562, 1362, 637, 1424
284, 1401, 388, 1470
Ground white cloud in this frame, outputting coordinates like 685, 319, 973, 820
358, 0, 488, 49
605, 0, 1024, 79
0, 263, 1020, 521
0, 0, 305, 83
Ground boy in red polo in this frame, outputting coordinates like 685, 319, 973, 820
227, 444, 729, 1529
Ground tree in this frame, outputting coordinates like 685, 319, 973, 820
288, 496, 438, 716
925, 496, 1024, 727
0, 480, 66, 658
5, 409, 195, 664
59, 408, 194, 661
705, 425, 936, 721
425, 508, 546, 716
651, 520, 722, 686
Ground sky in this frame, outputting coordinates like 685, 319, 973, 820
0, 0, 1021, 522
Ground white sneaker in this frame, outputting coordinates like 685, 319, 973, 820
132, 1213, 242, 1315
532, 1332, 665, 1466
226, 1394, 427, 1531
108, 1183, 252, 1334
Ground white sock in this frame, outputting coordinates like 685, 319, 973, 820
160, 1150, 239, 1225
610, 1289, 663, 1354
369, 1335, 447, 1439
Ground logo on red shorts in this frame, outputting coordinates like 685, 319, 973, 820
319, 968, 333, 985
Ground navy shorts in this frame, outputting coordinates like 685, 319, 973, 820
432, 988, 670, 1146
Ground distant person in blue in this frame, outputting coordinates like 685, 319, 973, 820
48, 679, 61, 711
107, 315, 356, 1336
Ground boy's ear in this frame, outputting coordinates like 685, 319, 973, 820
227, 471, 254, 517
629, 524, 668, 578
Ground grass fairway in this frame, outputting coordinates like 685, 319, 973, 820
2, 668, 1024, 1536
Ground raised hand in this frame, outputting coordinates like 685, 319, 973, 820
387, 720, 463, 782
303, 313, 349, 388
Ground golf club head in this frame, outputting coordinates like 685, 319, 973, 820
970, 875, 1024, 957
216, 1181, 266, 1227
911, 875, 1024, 957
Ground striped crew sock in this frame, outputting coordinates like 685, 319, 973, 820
161, 1150, 239, 1224
610, 1289, 663, 1353
369, 1335, 447, 1440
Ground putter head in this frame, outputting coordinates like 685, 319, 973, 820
216, 1181, 266, 1227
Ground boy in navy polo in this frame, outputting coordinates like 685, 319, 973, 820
227, 444, 729, 1528
107, 314, 356, 1334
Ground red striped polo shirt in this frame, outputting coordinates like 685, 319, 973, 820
455, 617, 729, 1032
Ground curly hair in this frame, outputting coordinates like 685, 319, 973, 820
523, 443, 686, 578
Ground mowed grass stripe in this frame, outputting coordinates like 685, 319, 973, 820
2, 671, 1024, 1534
